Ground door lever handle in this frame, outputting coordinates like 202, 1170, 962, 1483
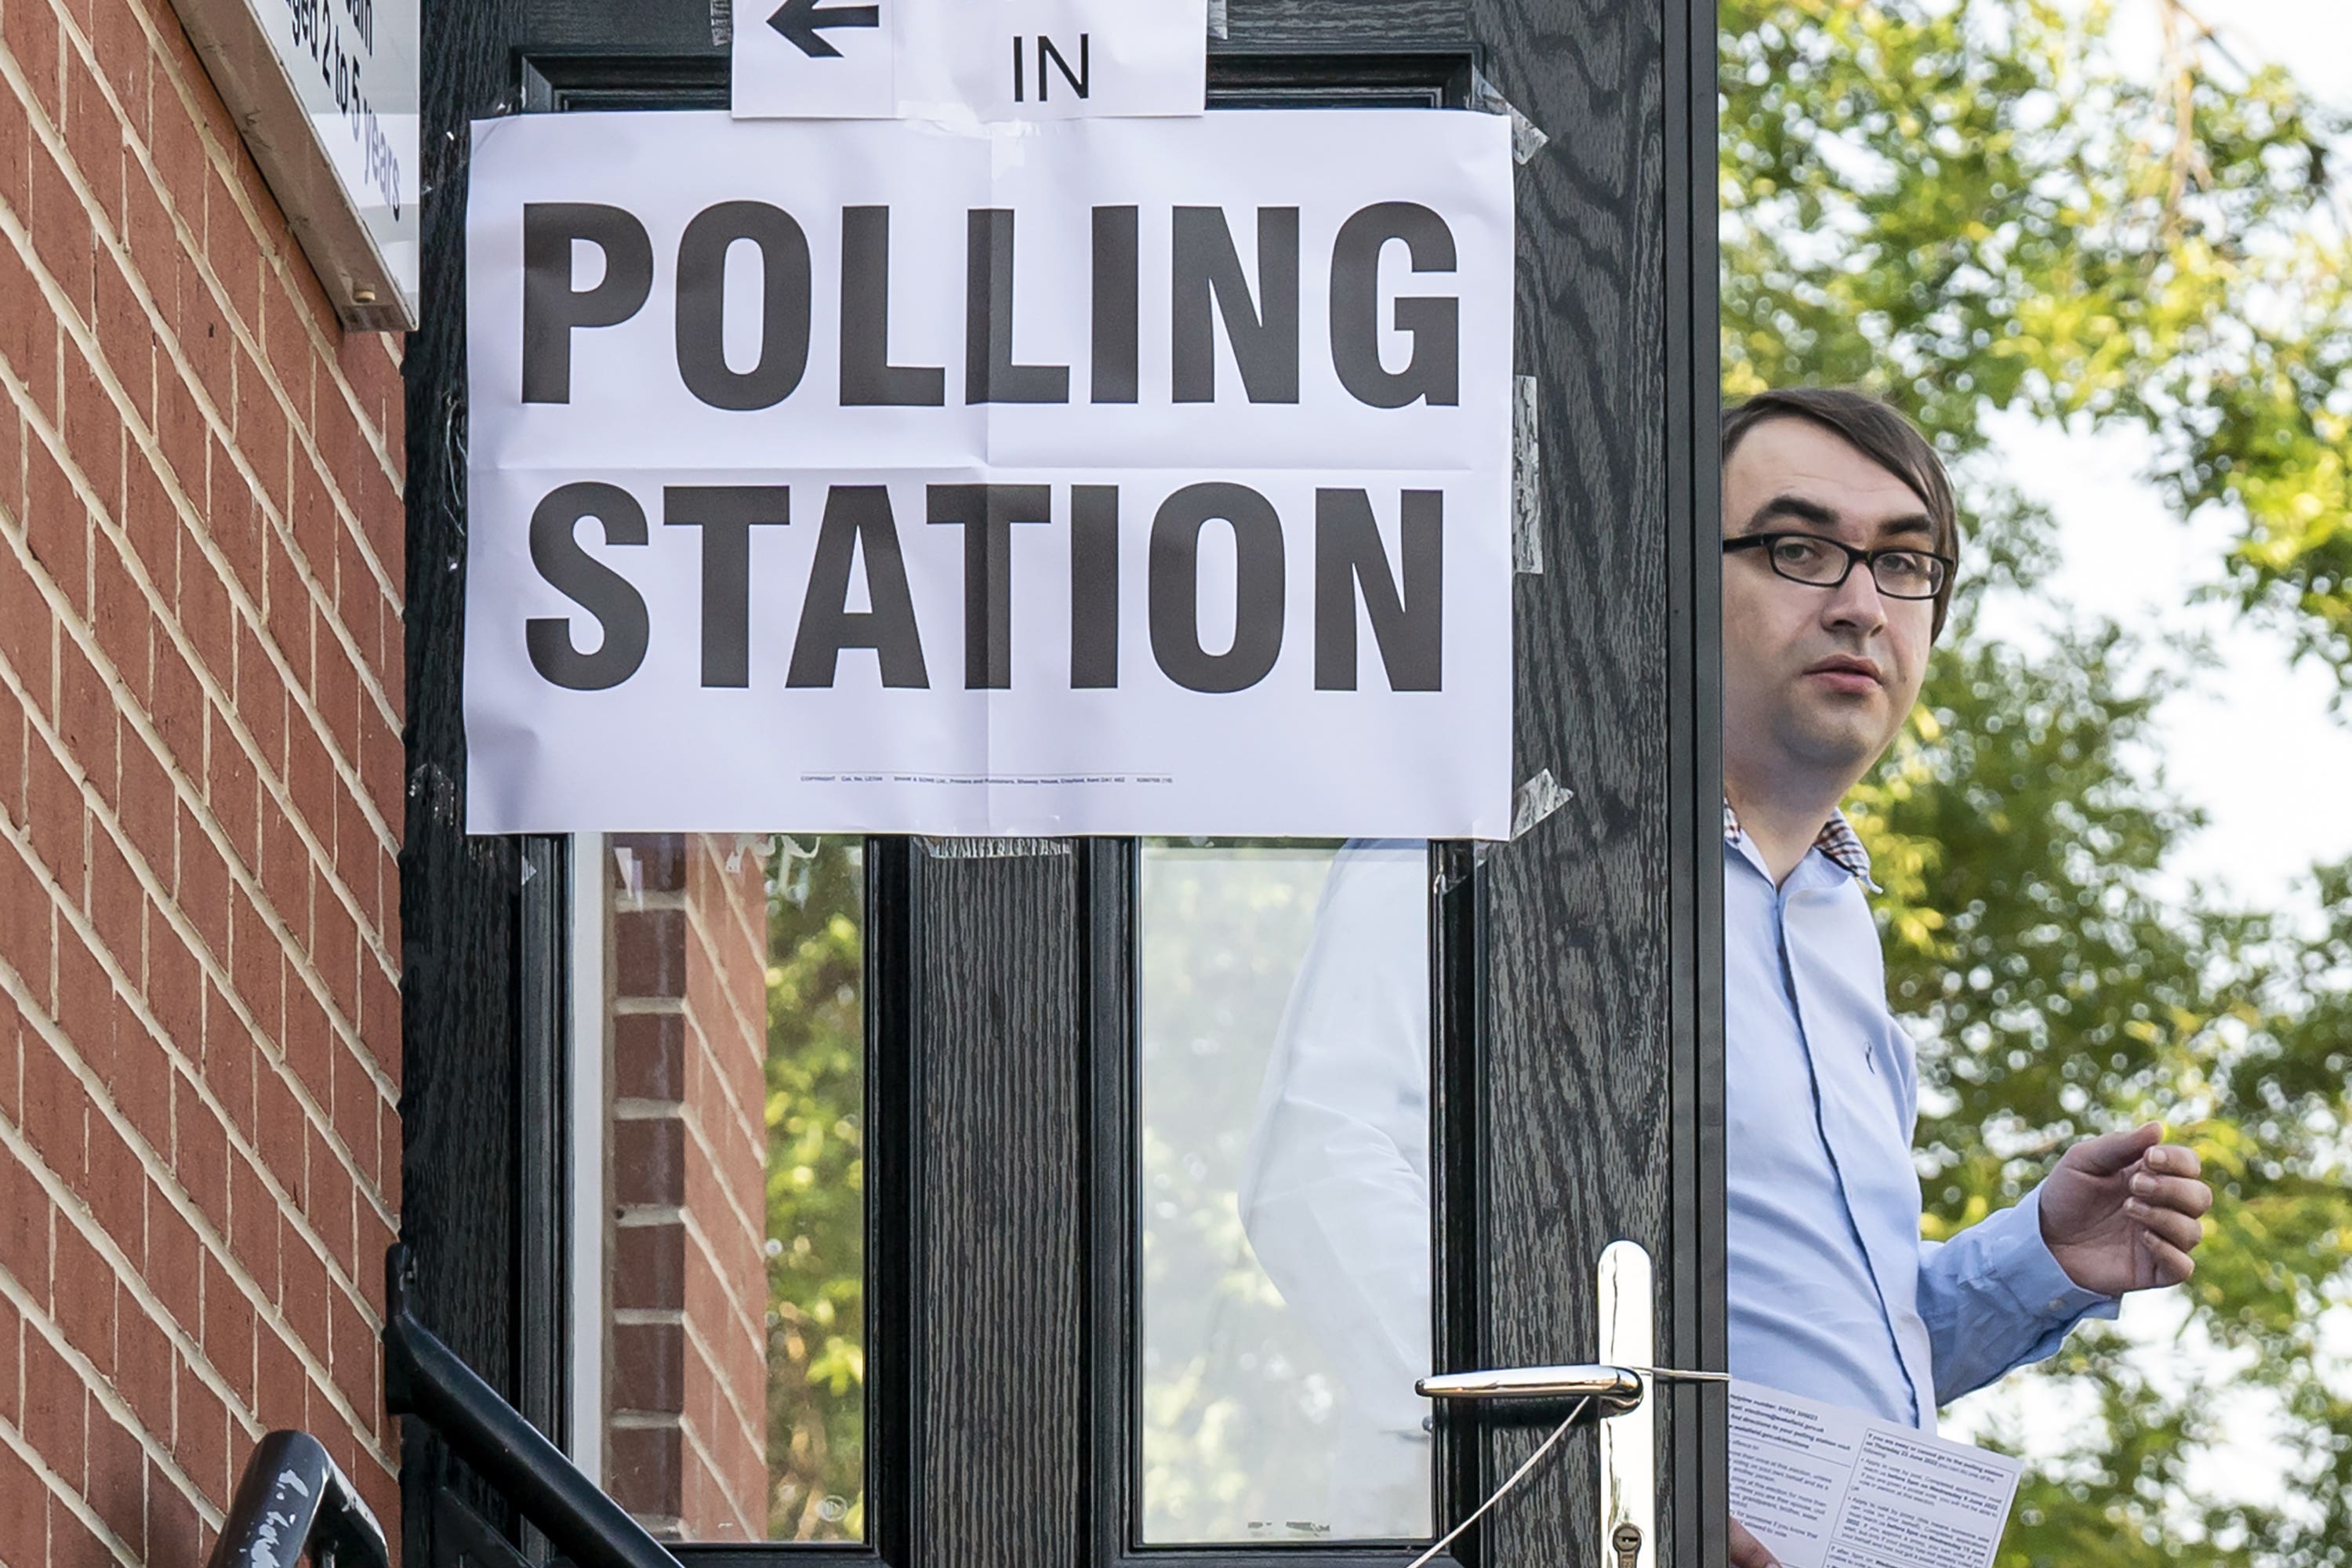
1410, 1243, 1708, 1568
1416, 1361, 1727, 1410
1415, 1363, 1647, 1410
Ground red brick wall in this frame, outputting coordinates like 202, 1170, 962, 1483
0, 0, 405, 1562
607, 834, 773, 1541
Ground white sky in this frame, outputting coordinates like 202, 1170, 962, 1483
2117, 0, 2352, 108
1975, 412, 2352, 911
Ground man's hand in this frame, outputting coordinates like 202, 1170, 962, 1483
1730, 1516, 1781, 1568
2038, 1121, 2212, 1296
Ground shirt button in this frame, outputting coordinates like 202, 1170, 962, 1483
2047, 1297, 2065, 1312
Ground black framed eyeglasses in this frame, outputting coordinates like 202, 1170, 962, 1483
1722, 532, 1954, 601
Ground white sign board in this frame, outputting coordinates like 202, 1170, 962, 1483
732, 0, 1207, 120
464, 110, 1514, 839
171, 0, 419, 327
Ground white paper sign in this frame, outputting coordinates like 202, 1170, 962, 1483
732, 0, 1208, 120
464, 110, 1514, 838
1730, 1381, 2026, 1568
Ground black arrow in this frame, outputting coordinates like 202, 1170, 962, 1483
768, 0, 880, 58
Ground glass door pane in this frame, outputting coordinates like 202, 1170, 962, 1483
589, 833, 869, 1542
1137, 839, 1434, 1544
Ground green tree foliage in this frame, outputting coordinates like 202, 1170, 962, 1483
1726, 2, 2352, 1559
761, 837, 868, 1541
1725, 0, 2352, 677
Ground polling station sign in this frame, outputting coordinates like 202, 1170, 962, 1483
463, 110, 1514, 838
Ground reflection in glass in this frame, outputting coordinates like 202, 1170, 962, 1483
601, 834, 866, 1542
1138, 840, 1433, 1544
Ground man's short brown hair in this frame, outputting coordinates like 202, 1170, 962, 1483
1722, 388, 1960, 638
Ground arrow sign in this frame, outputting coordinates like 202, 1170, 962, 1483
738, 0, 1207, 118
768, 0, 881, 59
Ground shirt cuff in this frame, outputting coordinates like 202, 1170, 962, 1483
1987, 1184, 2120, 1325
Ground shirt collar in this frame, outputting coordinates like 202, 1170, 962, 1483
1722, 800, 1879, 890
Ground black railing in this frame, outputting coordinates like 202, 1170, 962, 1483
381, 1245, 684, 1568
206, 1429, 390, 1568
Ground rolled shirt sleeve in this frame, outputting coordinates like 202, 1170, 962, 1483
1918, 1181, 2119, 1408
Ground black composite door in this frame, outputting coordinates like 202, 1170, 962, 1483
397, 2, 1723, 1566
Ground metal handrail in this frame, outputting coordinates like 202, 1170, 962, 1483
381, 1244, 684, 1568
205, 1429, 390, 1568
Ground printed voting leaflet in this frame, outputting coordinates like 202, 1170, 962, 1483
1730, 1381, 2025, 1568
463, 111, 1515, 837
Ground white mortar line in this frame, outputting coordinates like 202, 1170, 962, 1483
53, 0, 406, 595
677, 1004, 771, 1226
0, 681, 401, 1284
609, 1310, 690, 1331
0, 1040, 397, 1483
677, 1298, 770, 1493
0, 1406, 158, 1564
0, 332, 401, 1004
673, 1207, 771, 1457
0, 47, 406, 827
673, 1381, 764, 1544
681, 894, 773, 1088
0, 1185, 242, 1534
604, 1199, 773, 1465
606, 1084, 766, 1269
0, 381, 405, 1113
607, 1409, 685, 1428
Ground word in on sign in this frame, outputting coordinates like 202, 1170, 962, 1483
731, 0, 1208, 120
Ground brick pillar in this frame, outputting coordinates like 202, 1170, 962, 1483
607, 833, 773, 1540
0, 1, 405, 1560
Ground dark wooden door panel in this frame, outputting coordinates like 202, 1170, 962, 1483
1466, 0, 1724, 1563
401, 4, 1721, 1567
913, 849, 1088, 1568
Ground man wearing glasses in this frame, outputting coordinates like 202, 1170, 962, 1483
1719, 389, 2215, 1566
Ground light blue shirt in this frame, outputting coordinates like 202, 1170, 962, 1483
1726, 824, 2118, 1429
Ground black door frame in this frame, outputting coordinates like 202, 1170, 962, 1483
398, 2, 1723, 1564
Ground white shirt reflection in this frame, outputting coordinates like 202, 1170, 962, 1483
1238, 840, 1434, 1538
